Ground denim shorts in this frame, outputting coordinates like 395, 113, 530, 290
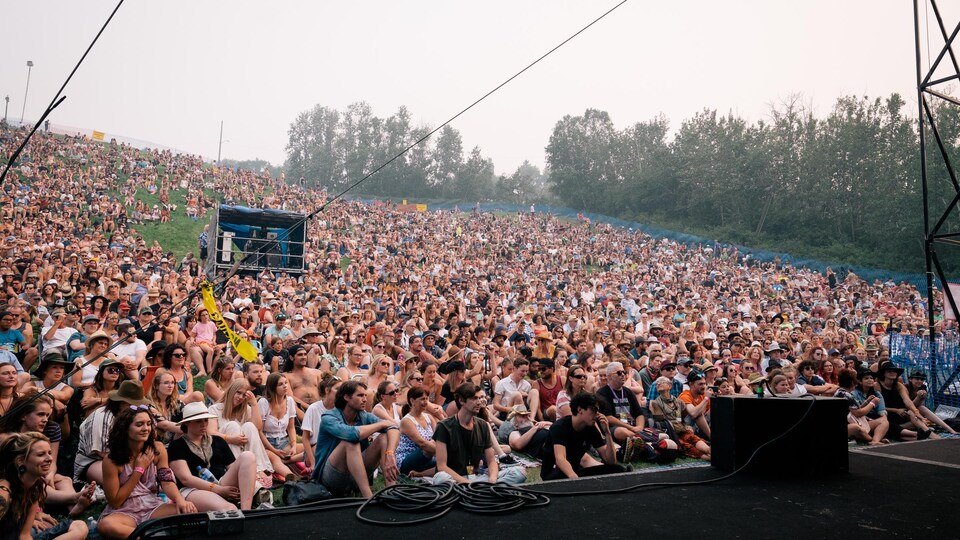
266, 434, 290, 451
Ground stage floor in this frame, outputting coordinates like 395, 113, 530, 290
158, 439, 960, 540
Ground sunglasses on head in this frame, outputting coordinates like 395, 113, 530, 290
129, 404, 149, 411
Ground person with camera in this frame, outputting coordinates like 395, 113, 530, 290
540, 392, 624, 480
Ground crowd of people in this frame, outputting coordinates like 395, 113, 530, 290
1, 125, 957, 539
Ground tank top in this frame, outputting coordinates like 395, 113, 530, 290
395, 412, 434, 466
537, 377, 562, 410
879, 382, 907, 410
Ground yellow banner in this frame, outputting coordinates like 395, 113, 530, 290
200, 281, 259, 362
92, 130, 105, 141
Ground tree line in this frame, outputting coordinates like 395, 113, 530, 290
284, 102, 547, 204
284, 95, 959, 273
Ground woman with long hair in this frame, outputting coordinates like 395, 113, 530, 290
0, 391, 95, 518
204, 357, 236, 404
96, 407, 197, 539
366, 354, 395, 400
161, 344, 203, 404
0, 432, 88, 540
208, 380, 279, 486
0, 362, 19, 417
817, 357, 839, 385
80, 360, 126, 418
88, 295, 110, 323
372, 380, 402, 421
148, 370, 184, 445
258, 374, 303, 478
555, 364, 589, 418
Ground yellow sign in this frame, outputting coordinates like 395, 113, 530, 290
200, 281, 259, 361
92, 130, 105, 141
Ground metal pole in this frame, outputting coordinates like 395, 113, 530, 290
915, 0, 938, 385
217, 120, 224, 165
3, 95, 8, 123
20, 61, 34, 123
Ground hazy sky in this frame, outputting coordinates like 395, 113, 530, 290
1, 1, 949, 176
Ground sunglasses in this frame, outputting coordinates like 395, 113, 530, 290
412, 377, 424, 382
661, 367, 676, 371
105, 366, 121, 374
614, 370, 626, 376
382, 390, 398, 397
172, 352, 187, 358
568, 374, 586, 380
129, 404, 149, 411
380, 361, 390, 367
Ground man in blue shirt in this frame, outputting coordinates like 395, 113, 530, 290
311, 380, 399, 497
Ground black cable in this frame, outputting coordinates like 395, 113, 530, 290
215, 0, 631, 275
128, 396, 820, 535
0, 0, 126, 188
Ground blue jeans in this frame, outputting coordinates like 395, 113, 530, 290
399, 449, 436, 475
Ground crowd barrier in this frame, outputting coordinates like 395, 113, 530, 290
889, 333, 960, 412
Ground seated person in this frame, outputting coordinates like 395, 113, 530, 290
596, 362, 646, 452
96, 407, 196, 540
395, 387, 437, 478
677, 371, 711, 440
433, 383, 526, 485
496, 405, 551, 457
167, 402, 260, 511
310, 380, 400, 498
540, 392, 625, 480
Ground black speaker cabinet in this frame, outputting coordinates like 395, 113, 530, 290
710, 395, 848, 474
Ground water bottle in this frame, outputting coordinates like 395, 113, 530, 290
158, 492, 169, 503
197, 466, 219, 484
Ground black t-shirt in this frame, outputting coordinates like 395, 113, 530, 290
133, 320, 161, 344
166, 435, 235, 487
597, 385, 644, 425
541, 416, 605, 478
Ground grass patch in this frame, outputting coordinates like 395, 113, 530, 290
129, 187, 207, 259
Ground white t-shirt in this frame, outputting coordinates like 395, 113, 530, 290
495, 376, 532, 406
258, 396, 296, 438
113, 339, 147, 363
302, 401, 330, 446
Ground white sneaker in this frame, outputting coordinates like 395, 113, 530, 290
93, 486, 106, 503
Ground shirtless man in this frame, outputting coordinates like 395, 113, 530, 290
285, 344, 321, 420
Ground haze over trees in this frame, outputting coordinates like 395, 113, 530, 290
284, 95, 960, 273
